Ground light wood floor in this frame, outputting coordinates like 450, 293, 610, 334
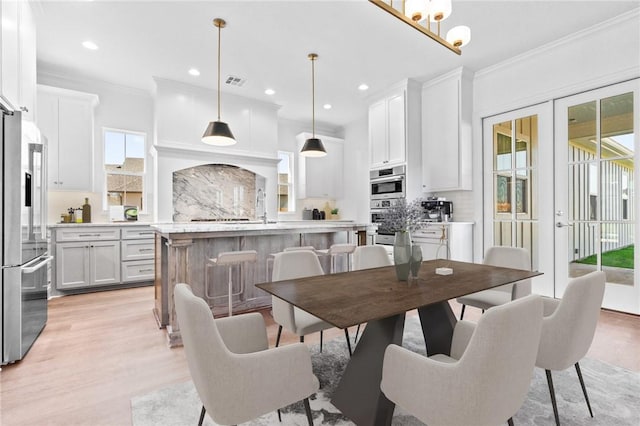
1, 286, 638, 426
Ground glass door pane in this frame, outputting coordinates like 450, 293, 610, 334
491, 115, 538, 267
555, 79, 639, 313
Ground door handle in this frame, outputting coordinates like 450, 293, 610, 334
556, 222, 574, 228
22, 256, 53, 274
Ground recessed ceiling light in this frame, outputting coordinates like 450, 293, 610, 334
188, 68, 200, 76
358, 83, 369, 91
82, 40, 98, 50
265, 88, 275, 95
323, 104, 332, 110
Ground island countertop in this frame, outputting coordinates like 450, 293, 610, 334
150, 221, 374, 238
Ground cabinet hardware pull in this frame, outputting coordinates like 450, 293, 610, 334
20, 106, 29, 112
138, 232, 154, 235
139, 269, 154, 273
139, 248, 154, 252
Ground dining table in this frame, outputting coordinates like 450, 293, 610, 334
256, 258, 542, 426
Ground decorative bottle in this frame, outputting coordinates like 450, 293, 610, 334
82, 198, 92, 223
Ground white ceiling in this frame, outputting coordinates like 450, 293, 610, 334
34, 0, 640, 129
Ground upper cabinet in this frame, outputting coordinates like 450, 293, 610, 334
368, 79, 422, 199
422, 67, 473, 192
37, 85, 99, 191
369, 91, 406, 168
296, 133, 344, 199
0, 0, 36, 121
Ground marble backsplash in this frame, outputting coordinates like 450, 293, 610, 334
173, 164, 265, 222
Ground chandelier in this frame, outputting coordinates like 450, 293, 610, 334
369, 0, 471, 55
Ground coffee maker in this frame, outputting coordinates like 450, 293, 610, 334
421, 200, 453, 222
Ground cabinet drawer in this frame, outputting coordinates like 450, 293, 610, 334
121, 260, 154, 283
55, 227, 120, 241
121, 239, 155, 261
121, 227, 155, 240
414, 227, 447, 240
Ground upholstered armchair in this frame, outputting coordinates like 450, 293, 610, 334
174, 283, 318, 426
536, 271, 606, 426
271, 250, 353, 355
381, 295, 544, 426
457, 246, 532, 319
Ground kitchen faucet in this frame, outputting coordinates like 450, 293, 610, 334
257, 189, 267, 224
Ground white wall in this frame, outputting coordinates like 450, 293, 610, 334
154, 77, 280, 153
153, 78, 285, 222
38, 68, 154, 223
342, 114, 370, 223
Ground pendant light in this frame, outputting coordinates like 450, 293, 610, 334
300, 53, 327, 157
202, 18, 236, 146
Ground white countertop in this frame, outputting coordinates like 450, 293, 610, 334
151, 221, 372, 234
48, 222, 156, 228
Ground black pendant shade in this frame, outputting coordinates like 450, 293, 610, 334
300, 53, 327, 157
301, 137, 327, 157
202, 18, 237, 146
202, 120, 236, 146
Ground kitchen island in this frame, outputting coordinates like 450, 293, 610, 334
151, 221, 372, 346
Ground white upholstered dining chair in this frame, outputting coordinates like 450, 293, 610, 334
456, 246, 532, 319
174, 283, 318, 426
350, 245, 394, 343
353, 244, 393, 270
381, 294, 544, 426
536, 271, 606, 426
271, 250, 354, 355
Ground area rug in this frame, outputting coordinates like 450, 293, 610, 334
132, 315, 640, 426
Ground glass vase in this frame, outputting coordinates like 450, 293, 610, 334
393, 231, 411, 281
410, 244, 423, 279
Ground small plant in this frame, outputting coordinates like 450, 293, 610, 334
331, 208, 339, 215
378, 198, 424, 233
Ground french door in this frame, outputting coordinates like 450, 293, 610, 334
554, 79, 640, 313
483, 103, 555, 297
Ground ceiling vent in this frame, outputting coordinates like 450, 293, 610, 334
225, 75, 247, 87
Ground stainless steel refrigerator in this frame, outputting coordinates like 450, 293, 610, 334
1, 108, 51, 365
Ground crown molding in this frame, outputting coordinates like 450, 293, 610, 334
38, 66, 151, 98
150, 142, 281, 167
475, 8, 640, 79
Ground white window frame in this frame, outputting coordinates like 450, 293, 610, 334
102, 127, 147, 213
277, 150, 296, 215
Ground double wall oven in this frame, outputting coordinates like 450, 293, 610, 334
370, 165, 405, 245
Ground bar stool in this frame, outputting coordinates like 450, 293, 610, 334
204, 250, 258, 316
316, 243, 357, 273
266, 246, 316, 282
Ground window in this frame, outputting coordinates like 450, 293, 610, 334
277, 151, 294, 212
104, 129, 146, 210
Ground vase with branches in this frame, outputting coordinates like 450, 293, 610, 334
377, 198, 424, 281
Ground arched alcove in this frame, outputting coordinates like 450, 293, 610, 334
173, 164, 266, 222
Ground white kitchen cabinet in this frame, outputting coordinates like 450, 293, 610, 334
17, 0, 36, 121
0, 0, 19, 110
37, 85, 98, 191
413, 222, 473, 262
422, 67, 473, 192
56, 240, 120, 290
51, 225, 154, 294
369, 90, 406, 169
0, 0, 36, 119
368, 79, 422, 200
296, 133, 344, 199
120, 226, 155, 283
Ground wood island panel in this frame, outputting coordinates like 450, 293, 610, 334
152, 222, 370, 346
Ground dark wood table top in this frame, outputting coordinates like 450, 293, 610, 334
256, 259, 542, 329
